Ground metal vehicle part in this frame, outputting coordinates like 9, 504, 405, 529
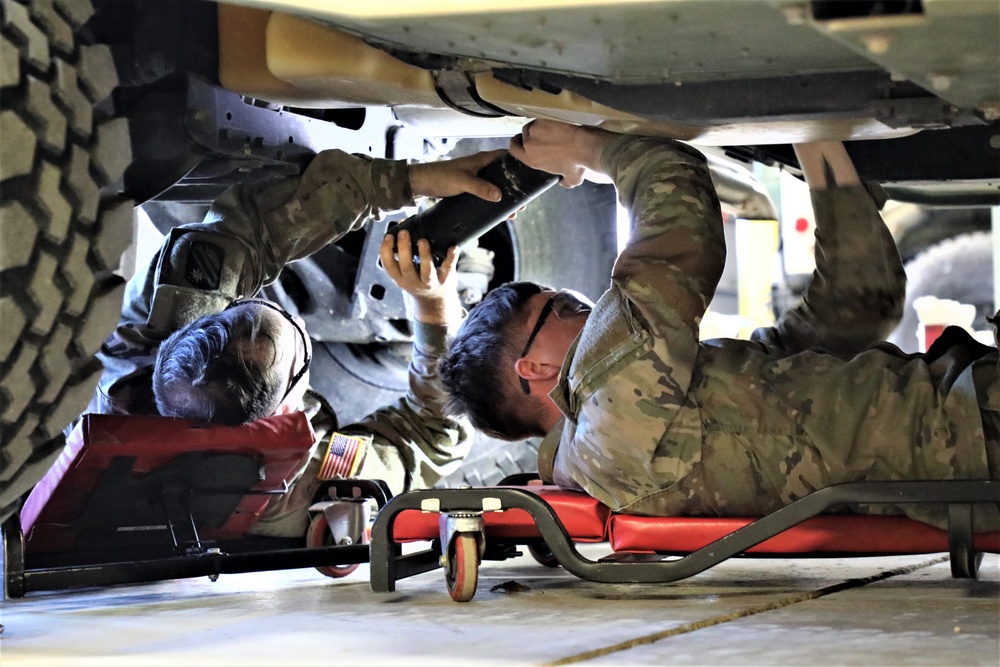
214, 0, 1000, 204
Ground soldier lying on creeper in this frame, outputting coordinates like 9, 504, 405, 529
439, 119, 1000, 531
82, 147, 505, 538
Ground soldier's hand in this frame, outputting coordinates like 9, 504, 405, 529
409, 150, 506, 201
380, 230, 463, 325
509, 119, 615, 188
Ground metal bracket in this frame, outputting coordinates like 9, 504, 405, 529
434, 70, 507, 118
438, 512, 486, 570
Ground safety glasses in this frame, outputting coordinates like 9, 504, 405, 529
518, 290, 592, 395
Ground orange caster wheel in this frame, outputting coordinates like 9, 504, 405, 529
445, 534, 479, 602
306, 512, 365, 578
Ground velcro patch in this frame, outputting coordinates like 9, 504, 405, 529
317, 432, 369, 480
185, 241, 224, 290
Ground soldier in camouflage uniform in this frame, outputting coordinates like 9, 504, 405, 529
440, 119, 999, 531
83, 148, 500, 537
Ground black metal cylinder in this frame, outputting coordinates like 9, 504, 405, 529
392, 153, 560, 264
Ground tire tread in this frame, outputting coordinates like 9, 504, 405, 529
0, 0, 133, 525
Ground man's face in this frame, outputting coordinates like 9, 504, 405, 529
226, 299, 312, 413
516, 289, 593, 395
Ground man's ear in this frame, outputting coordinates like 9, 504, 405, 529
514, 357, 560, 382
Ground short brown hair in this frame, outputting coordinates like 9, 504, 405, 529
440, 281, 550, 440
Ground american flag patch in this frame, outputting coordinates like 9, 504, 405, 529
317, 432, 369, 480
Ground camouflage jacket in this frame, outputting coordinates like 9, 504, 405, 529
537, 136, 999, 530
90, 150, 469, 537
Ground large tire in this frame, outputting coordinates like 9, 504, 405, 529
504, 180, 619, 303
886, 231, 994, 352
437, 436, 541, 488
0, 0, 133, 523
310, 341, 413, 426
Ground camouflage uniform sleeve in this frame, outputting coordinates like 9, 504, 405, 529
90, 150, 413, 415
340, 320, 471, 494
603, 136, 726, 341
751, 185, 906, 354
544, 137, 724, 506
209, 149, 413, 290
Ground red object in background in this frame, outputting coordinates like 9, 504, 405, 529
920, 323, 946, 352
794, 217, 810, 233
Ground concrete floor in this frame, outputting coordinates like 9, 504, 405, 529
1, 546, 997, 666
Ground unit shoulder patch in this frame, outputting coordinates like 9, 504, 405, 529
185, 241, 224, 290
